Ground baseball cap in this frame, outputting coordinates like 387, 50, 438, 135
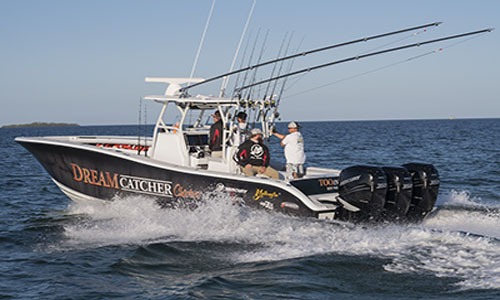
288, 121, 299, 128
211, 111, 221, 118
250, 128, 263, 136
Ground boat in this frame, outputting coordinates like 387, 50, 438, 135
15, 22, 492, 223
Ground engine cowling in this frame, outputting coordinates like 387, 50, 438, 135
338, 165, 387, 220
337, 163, 440, 223
382, 166, 413, 220
402, 163, 440, 221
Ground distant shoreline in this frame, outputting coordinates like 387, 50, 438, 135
2, 117, 499, 128
1, 122, 80, 128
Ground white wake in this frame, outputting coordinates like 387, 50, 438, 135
60, 189, 500, 290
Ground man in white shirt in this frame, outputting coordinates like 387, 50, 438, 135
272, 121, 306, 179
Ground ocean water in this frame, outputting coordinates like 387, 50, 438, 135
1, 119, 499, 299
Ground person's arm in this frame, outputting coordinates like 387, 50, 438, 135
262, 145, 270, 167
234, 142, 250, 166
273, 132, 286, 140
276, 131, 291, 147
273, 131, 288, 147
209, 123, 220, 150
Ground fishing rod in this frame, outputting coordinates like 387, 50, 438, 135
219, 0, 257, 97
285, 48, 443, 99
230, 31, 252, 97
263, 32, 290, 100
246, 29, 269, 102
189, 0, 216, 80
179, 22, 442, 94
268, 32, 295, 100
254, 32, 289, 129
248, 29, 271, 128
238, 29, 261, 101
264, 35, 306, 134
261, 33, 295, 135
283, 31, 489, 99
276, 35, 305, 105
234, 28, 494, 93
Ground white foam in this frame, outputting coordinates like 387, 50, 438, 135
437, 189, 483, 207
61, 191, 500, 291
426, 189, 500, 239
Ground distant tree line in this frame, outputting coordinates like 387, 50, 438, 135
1, 122, 80, 128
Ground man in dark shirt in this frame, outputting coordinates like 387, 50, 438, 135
209, 110, 223, 158
234, 128, 279, 179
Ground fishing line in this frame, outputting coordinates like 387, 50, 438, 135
364, 25, 440, 53
282, 31, 491, 100
283, 51, 438, 99
234, 28, 492, 92
437, 33, 488, 51
258, 26, 438, 97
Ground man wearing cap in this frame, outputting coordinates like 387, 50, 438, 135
234, 128, 279, 179
273, 121, 306, 179
209, 110, 224, 158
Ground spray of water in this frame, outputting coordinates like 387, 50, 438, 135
61, 190, 500, 290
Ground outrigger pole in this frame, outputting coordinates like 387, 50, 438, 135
179, 22, 442, 93
234, 28, 494, 93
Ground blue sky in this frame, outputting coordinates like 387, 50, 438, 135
1, 0, 498, 126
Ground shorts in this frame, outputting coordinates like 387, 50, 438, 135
286, 163, 304, 179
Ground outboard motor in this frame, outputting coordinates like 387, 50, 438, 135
382, 166, 413, 221
338, 165, 387, 221
402, 163, 440, 221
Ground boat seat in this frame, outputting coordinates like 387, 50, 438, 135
207, 146, 240, 174
152, 132, 188, 165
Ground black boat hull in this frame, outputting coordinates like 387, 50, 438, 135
16, 137, 440, 223
17, 138, 339, 219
